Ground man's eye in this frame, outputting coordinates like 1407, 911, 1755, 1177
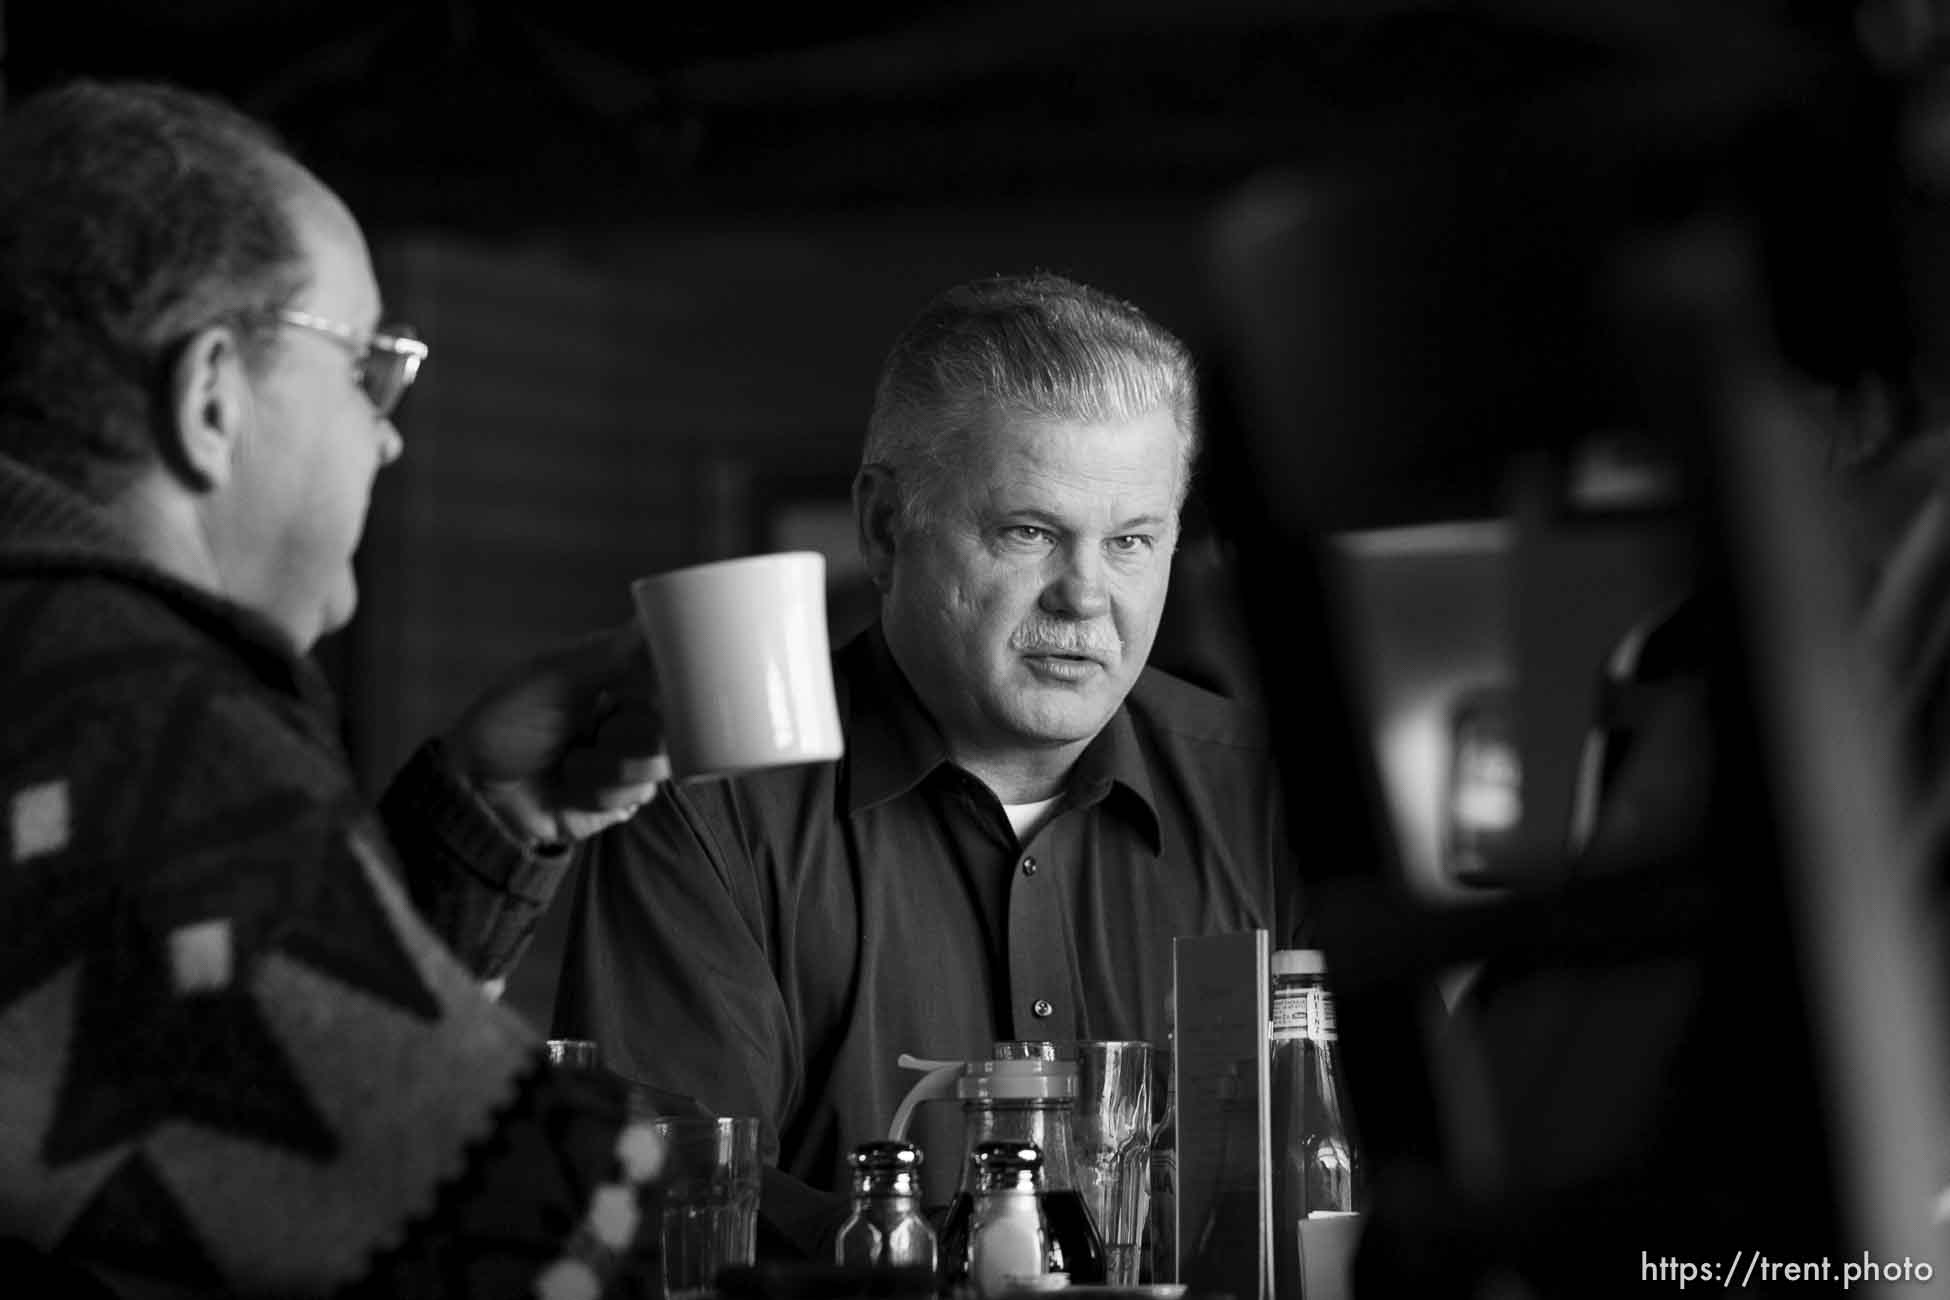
1004, 526, 1051, 545
1109, 535, 1155, 554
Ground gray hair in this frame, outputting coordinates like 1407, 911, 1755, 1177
0, 79, 311, 500
862, 271, 1200, 529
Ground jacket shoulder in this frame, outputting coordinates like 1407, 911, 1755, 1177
0, 570, 241, 683
0, 573, 346, 812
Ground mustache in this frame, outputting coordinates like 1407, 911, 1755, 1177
1010, 621, 1122, 660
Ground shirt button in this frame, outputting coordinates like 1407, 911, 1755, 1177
1032, 998, 1054, 1019
1021, 856, 1038, 876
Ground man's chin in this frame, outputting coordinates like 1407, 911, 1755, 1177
1007, 689, 1123, 746
308, 580, 359, 650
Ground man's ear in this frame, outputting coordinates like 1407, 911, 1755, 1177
164, 325, 252, 492
854, 463, 902, 593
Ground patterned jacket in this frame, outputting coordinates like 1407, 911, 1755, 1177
0, 452, 660, 1297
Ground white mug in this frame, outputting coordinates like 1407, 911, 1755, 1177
631, 551, 845, 780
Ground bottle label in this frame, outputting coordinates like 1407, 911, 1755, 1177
1309, 988, 1337, 1042
1269, 989, 1310, 1038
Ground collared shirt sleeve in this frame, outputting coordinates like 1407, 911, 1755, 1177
552, 782, 850, 1257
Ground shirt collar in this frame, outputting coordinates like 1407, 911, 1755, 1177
839, 624, 954, 815
1065, 698, 1163, 853
0, 449, 141, 559
839, 621, 1163, 853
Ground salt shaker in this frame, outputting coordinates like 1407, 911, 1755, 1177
968, 1140, 1049, 1300
835, 1139, 939, 1271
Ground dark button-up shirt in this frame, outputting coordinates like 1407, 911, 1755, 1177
554, 623, 1299, 1246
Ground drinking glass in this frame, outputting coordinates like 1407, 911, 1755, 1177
1072, 1041, 1154, 1286
651, 1115, 762, 1300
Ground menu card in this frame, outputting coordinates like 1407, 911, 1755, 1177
1172, 930, 1272, 1300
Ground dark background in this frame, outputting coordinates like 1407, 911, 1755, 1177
17, 8, 1950, 1292
7, 0, 1928, 1089
7, 0, 1572, 234
6, 0, 1561, 1025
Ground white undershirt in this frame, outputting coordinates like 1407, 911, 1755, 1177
1003, 795, 1064, 843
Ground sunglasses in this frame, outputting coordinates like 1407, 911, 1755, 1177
275, 309, 428, 418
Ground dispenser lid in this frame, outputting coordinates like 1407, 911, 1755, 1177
957, 1057, 1078, 1100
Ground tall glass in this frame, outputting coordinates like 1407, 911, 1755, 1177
1072, 1041, 1154, 1286
651, 1116, 761, 1300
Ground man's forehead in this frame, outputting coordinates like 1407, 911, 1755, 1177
283, 178, 380, 321
977, 463, 1182, 521
987, 407, 1180, 472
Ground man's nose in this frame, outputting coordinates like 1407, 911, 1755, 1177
1041, 544, 1111, 620
377, 418, 404, 467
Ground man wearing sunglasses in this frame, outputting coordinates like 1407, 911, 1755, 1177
0, 80, 669, 1296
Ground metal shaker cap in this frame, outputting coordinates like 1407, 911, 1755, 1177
850, 1139, 926, 1170
972, 1139, 1044, 1193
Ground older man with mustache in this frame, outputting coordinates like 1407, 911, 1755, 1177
556, 272, 1301, 1253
